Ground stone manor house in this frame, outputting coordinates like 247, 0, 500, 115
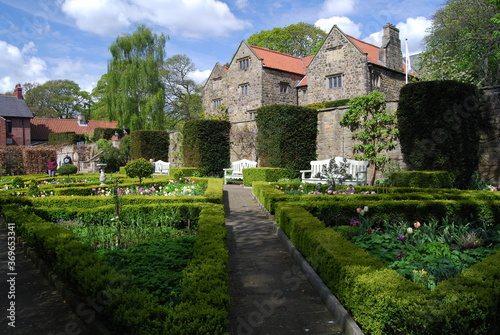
203, 23, 408, 165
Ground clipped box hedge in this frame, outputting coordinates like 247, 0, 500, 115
391, 170, 454, 188
1, 201, 229, 334
242, 167, 295, 186
275, 203, 500, 335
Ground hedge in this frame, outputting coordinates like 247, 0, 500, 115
391, 171, 454, 188
2, 201, 229, 334
275, 203, 500, 334
242, 167, 295, 186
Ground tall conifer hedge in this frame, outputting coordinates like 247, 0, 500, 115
397, 81, 481, 189
256, 104, 318, 172
182, 119, 230, 177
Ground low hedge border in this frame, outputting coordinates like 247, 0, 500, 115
275, 203, 500, 334
252, 181, 500, 215
242, 168, 295, 186
4, 178, 224, 206
391, 171, 454, 188
1, 202, 229, 334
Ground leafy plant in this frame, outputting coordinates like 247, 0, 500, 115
27, 179, 40, 197
57, 164, 78, 177
318, 157, 352, 190
124, 158, 153, 184
11, 177, 25, 188
340, 91, 399, 185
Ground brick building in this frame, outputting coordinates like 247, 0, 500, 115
203, 24, 408, 162
0, 84, 33, 148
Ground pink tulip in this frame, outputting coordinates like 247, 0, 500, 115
414, 221, 421, 229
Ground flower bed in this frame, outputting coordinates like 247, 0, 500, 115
252, 181, 500, 334
0, 176, 228, 334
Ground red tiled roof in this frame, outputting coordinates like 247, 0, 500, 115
250, 45, 310, 75
31, 118, 119, 141
346, 35, 384, 67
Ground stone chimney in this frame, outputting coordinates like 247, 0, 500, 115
378, 23, 403, 72
14, 84, 23, 100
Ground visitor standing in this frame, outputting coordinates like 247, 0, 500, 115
63, 154, 73, 165
47, 157, 58, 177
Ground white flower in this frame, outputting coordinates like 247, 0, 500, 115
407, 227, 414, 234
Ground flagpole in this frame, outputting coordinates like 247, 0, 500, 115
405, 38, 410, 84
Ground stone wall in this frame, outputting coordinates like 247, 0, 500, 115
306, 28, 370, 104
478, 86, 500, 183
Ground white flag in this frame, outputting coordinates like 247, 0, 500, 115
405, 39, 411, 83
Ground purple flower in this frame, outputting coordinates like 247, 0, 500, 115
351, 220, 360, 226
396, 252, 405, 260
397, 235, 407, 241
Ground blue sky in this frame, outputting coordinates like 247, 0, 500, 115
0, 0, 442, 94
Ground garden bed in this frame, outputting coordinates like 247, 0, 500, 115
0, 176, 229, 334
253, 181, 500, 334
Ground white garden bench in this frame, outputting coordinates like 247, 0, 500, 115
153, 160, 170, 175
223, 159, 257, 184
300, 157, 369, 186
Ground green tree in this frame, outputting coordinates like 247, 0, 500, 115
419, 0, 500, 86
247, 22, 327, 57
340, 91, 399, 186
124, 158, 153, 184
24, 80, 90, 118
89, 74, 110, 120
162, 54, 203, 130
106, 25, 168, 131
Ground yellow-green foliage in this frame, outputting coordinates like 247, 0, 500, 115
273, 201, 500, 334
1, 175, 229, 334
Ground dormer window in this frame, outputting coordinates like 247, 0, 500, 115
239, 58, 250, 70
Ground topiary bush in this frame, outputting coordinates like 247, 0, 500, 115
256, 104, 318, 171
129, 130, 169, 161
182, 119, 230, 177
397, 81, 481, 189
124, 158, 153, 184
57, 164, 78, 177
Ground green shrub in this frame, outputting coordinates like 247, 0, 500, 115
182, 119, 230, 177
124, 158, 153, 184
57, 164, 78, 177
170, 167, 202, 180
48, 132, 85, 145
256, 104, 318, 171
11, 177, 24, 188
130, 130, 170, 162
391, 171, 454, 188
398, 81, 481, 189
242, 167, 296, 186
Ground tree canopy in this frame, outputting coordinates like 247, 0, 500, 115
24, 80, 90, 118
419, 0, 500, 86
247, 22, 327, 57
162, 54, 203, 130
106, 25, 168, 131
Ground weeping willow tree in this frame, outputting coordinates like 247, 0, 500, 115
106, 25, 168, 130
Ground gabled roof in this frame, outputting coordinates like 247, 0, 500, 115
250, 45, 311, 75
0, 95, 33, 118
346, 36, 385, 67
31, 118, 119, 141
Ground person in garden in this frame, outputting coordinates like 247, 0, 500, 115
47, 157, 58, 177
63, 154, 73, 165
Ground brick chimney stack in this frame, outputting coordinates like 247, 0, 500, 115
378, 23, 403, 72
14, 84, 24, 100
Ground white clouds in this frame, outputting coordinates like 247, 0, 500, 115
315, 16, 362, 38
188, 69, 212, 85
363, 16, 432, 54
320, 0, 357, 16
61, 0, 252, 38
0, 41, 48, 93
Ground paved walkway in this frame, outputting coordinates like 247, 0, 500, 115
225, 184, 343, 335
0, 224, 92, 335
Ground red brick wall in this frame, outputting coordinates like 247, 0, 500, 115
8, 117, 31, 146
0, 118, 6, 148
